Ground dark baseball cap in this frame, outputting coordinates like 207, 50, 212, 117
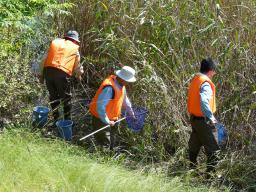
64, 30, 80, 43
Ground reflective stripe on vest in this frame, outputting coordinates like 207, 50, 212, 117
89, 75, 126, 121
44, 39, 79, 76
187, 73, 216, 117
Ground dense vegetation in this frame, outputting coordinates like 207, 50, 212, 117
0, 0, 255, 191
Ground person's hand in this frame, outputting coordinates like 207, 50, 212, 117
75, 66, 84, 81
206, 117, 217, 126
211, 119, 218, 125
80, 66, 84, 74
76, 75, 82, 81
109, 120, 115, 126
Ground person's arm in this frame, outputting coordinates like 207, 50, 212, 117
200, 82, 217, 123
96, 86, 114, 125
73, 51, 83, 80
122, 91, 135, 119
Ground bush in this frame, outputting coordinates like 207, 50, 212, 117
0, 0, 72, 122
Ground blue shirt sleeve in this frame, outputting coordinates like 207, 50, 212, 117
200, 82, 216, 121
96, 86, 113, 124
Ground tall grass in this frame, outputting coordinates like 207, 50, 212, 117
0, 129, 218, 192
58, 0, 256, 190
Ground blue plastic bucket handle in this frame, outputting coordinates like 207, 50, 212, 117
56, 120, 73, 141
32, 106, 49, 127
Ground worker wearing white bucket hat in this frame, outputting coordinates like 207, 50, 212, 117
115, 66, 136, 82
90, 65, 136, 149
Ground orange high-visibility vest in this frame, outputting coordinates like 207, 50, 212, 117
187, 73, 216, 117
90, 75, 126, 121
44, 39, 79, 76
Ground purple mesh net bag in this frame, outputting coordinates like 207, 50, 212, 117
125, 106, 148, 132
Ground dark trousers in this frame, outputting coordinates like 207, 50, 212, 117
92, 116, 117, 150
188, 116, 220, 172
44, 67, 72, 121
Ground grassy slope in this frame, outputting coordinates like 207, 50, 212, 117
0, 129, 217, 192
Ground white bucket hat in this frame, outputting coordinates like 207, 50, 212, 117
115, 66, 136, 82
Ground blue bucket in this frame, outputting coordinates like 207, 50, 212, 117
125, 106, 148, 132
32, 106, 49, 127
56, 120, 73, 141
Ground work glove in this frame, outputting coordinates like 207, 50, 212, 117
109, 120, 115, 126
80, 66, 84, 74
77, 75, 82, 81
206, 117, 218, 126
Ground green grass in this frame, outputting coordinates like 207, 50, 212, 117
0, 129, 217, 192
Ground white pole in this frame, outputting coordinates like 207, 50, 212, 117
79, 117, 126, 141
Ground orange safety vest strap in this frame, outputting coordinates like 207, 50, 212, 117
90, 75, 126, 121
187, 73, 216, 117
44, 39, 79, 76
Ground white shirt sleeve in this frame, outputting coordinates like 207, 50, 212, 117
122, 91, 135, 118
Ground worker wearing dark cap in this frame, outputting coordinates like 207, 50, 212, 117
187, 57, 220, 174
39, 30, 83, 122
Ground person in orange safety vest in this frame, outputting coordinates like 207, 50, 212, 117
187, 57, 220, 175
39, 30, 84, 123
89, 66, 136, 149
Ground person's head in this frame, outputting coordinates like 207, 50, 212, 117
200, 57, 217, 79
64, 30, 80, 44
115, 66, 136, 86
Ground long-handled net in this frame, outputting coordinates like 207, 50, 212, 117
79, 105, 148, 141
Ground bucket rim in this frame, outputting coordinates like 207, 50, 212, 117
56, 120, 73, 128
33, 106, 50, 113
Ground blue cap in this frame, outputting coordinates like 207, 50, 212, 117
64, 30, 80, 43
